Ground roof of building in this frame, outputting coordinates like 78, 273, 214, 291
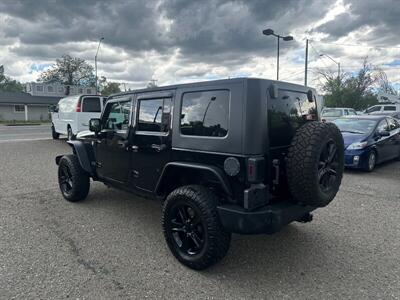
0, 91, 61, 105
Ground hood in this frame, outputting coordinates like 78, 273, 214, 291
76, 130, 95, 139
341, 132, 369, 148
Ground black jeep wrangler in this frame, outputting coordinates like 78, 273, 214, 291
56, 78, 344, 270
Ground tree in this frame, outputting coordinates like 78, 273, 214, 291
99, 77, 121, 96
376, 69, 398, 96
38, 54, 95, 87
0, 65, 24, 92
319, 58, 379, 110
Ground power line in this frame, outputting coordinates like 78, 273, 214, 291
309, 40, 400, 50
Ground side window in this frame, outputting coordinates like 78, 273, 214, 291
180, 90, 229, 137
137, 98, 172, 132
344, 110, 349, 115
82, 97, 101, 112
377, 119, 389, 132
386, 118, 397, 131
366, 106, 381, 113
348, 109, 356, 115
383, 106, 396, 111
103, 100, 131, 131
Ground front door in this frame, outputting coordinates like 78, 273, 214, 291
375, 119, 391, 161
95, 98, 133, 183
131, 94, 173, 192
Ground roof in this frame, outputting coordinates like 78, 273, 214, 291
108, 77, 316, 100
339, 115, 387, 120
0, 91, 62, 105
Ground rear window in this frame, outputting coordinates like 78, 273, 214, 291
383, 106, 396, 111
82, 97, 101, 112
180, 90, 229, 137
322, 109, 342, 117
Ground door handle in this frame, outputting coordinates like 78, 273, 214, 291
130, 145, 139, 152
151, 144, 166, 152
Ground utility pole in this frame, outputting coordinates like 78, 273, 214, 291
95, 37, 104, 95
304, 39, 309, 86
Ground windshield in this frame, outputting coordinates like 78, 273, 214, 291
332, 119, 377, 134
322, 109, 342, 117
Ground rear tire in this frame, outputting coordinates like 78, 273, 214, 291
162, 185, 231, 270
51, 124, 59, 140
286, 122, 344, 207
58, 154, 90, 202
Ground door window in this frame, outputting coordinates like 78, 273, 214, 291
137, 98, 172, 132
180, 90, 229, 137
386, 118, 398, 131
366, 106, 382, 113
103, 100, 131, 131
377, 119, 389, 132
82, 97, 101, 112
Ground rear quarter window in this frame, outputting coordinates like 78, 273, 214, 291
180, 90, 229, 137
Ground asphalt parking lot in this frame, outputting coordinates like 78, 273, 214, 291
1, 129, 399, 299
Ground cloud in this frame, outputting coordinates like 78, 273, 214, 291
0, 0, 398, 92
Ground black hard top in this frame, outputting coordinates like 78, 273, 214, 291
108, 77, 315, 99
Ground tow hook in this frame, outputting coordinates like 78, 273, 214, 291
296, 213, 313, 223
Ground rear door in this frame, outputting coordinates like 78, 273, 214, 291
79, 96, 102, 132
375, 119, 391, 161
130, 92, 173, 192
386, 117, 400, 158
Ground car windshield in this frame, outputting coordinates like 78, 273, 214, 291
332, 119, 377, 134
322, 109, 342, 117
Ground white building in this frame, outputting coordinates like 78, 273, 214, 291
25, 82, 96, 97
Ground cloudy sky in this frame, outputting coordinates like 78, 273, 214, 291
0, 0, 399, 91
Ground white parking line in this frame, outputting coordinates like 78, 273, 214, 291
0, 138, 52, 143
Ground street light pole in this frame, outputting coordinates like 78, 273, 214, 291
95, 37, 104, 95
262, 28, 293, 81
320, 53, 340, 78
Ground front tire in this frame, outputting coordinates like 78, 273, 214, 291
364, 151, 376, 172
162, 185, 231, 270
51, 124, 59, 140
58, 155, 90, 202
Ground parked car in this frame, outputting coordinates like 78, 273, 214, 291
370, 111, 400, 120
321, 107, 357, 122
364, 104, 400, 115
55, 78, 344, 270
333, 115, 400, 171
50, 95, 106, 140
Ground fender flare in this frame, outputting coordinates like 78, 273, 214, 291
155, 162, 232, 197
56, 140, 94, 175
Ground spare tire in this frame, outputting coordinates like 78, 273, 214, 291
286, 122, 344, 207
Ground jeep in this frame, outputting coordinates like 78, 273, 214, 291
55, 78, 344, 270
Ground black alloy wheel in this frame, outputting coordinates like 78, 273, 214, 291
318, 139, 340, 193
59, 163, 73, 195
162, 185, 231, 270
167, 202, 205, 256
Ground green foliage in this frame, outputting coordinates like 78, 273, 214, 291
321, 59, 379, 110
99, 77, 121, 96
38, 54, 95, 87
0, 65, 24, 92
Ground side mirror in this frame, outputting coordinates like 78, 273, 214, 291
378, 130, 390, 137
89, 118, 101, 133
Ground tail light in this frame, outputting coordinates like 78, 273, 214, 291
247, 157, 265, 183
76, 99, 82, 112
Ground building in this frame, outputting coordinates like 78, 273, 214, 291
0, 83, 97, 122
25, 82, 96, 97
0, 91, 61, 122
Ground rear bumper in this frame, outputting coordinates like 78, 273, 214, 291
217, 202, 315, 234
